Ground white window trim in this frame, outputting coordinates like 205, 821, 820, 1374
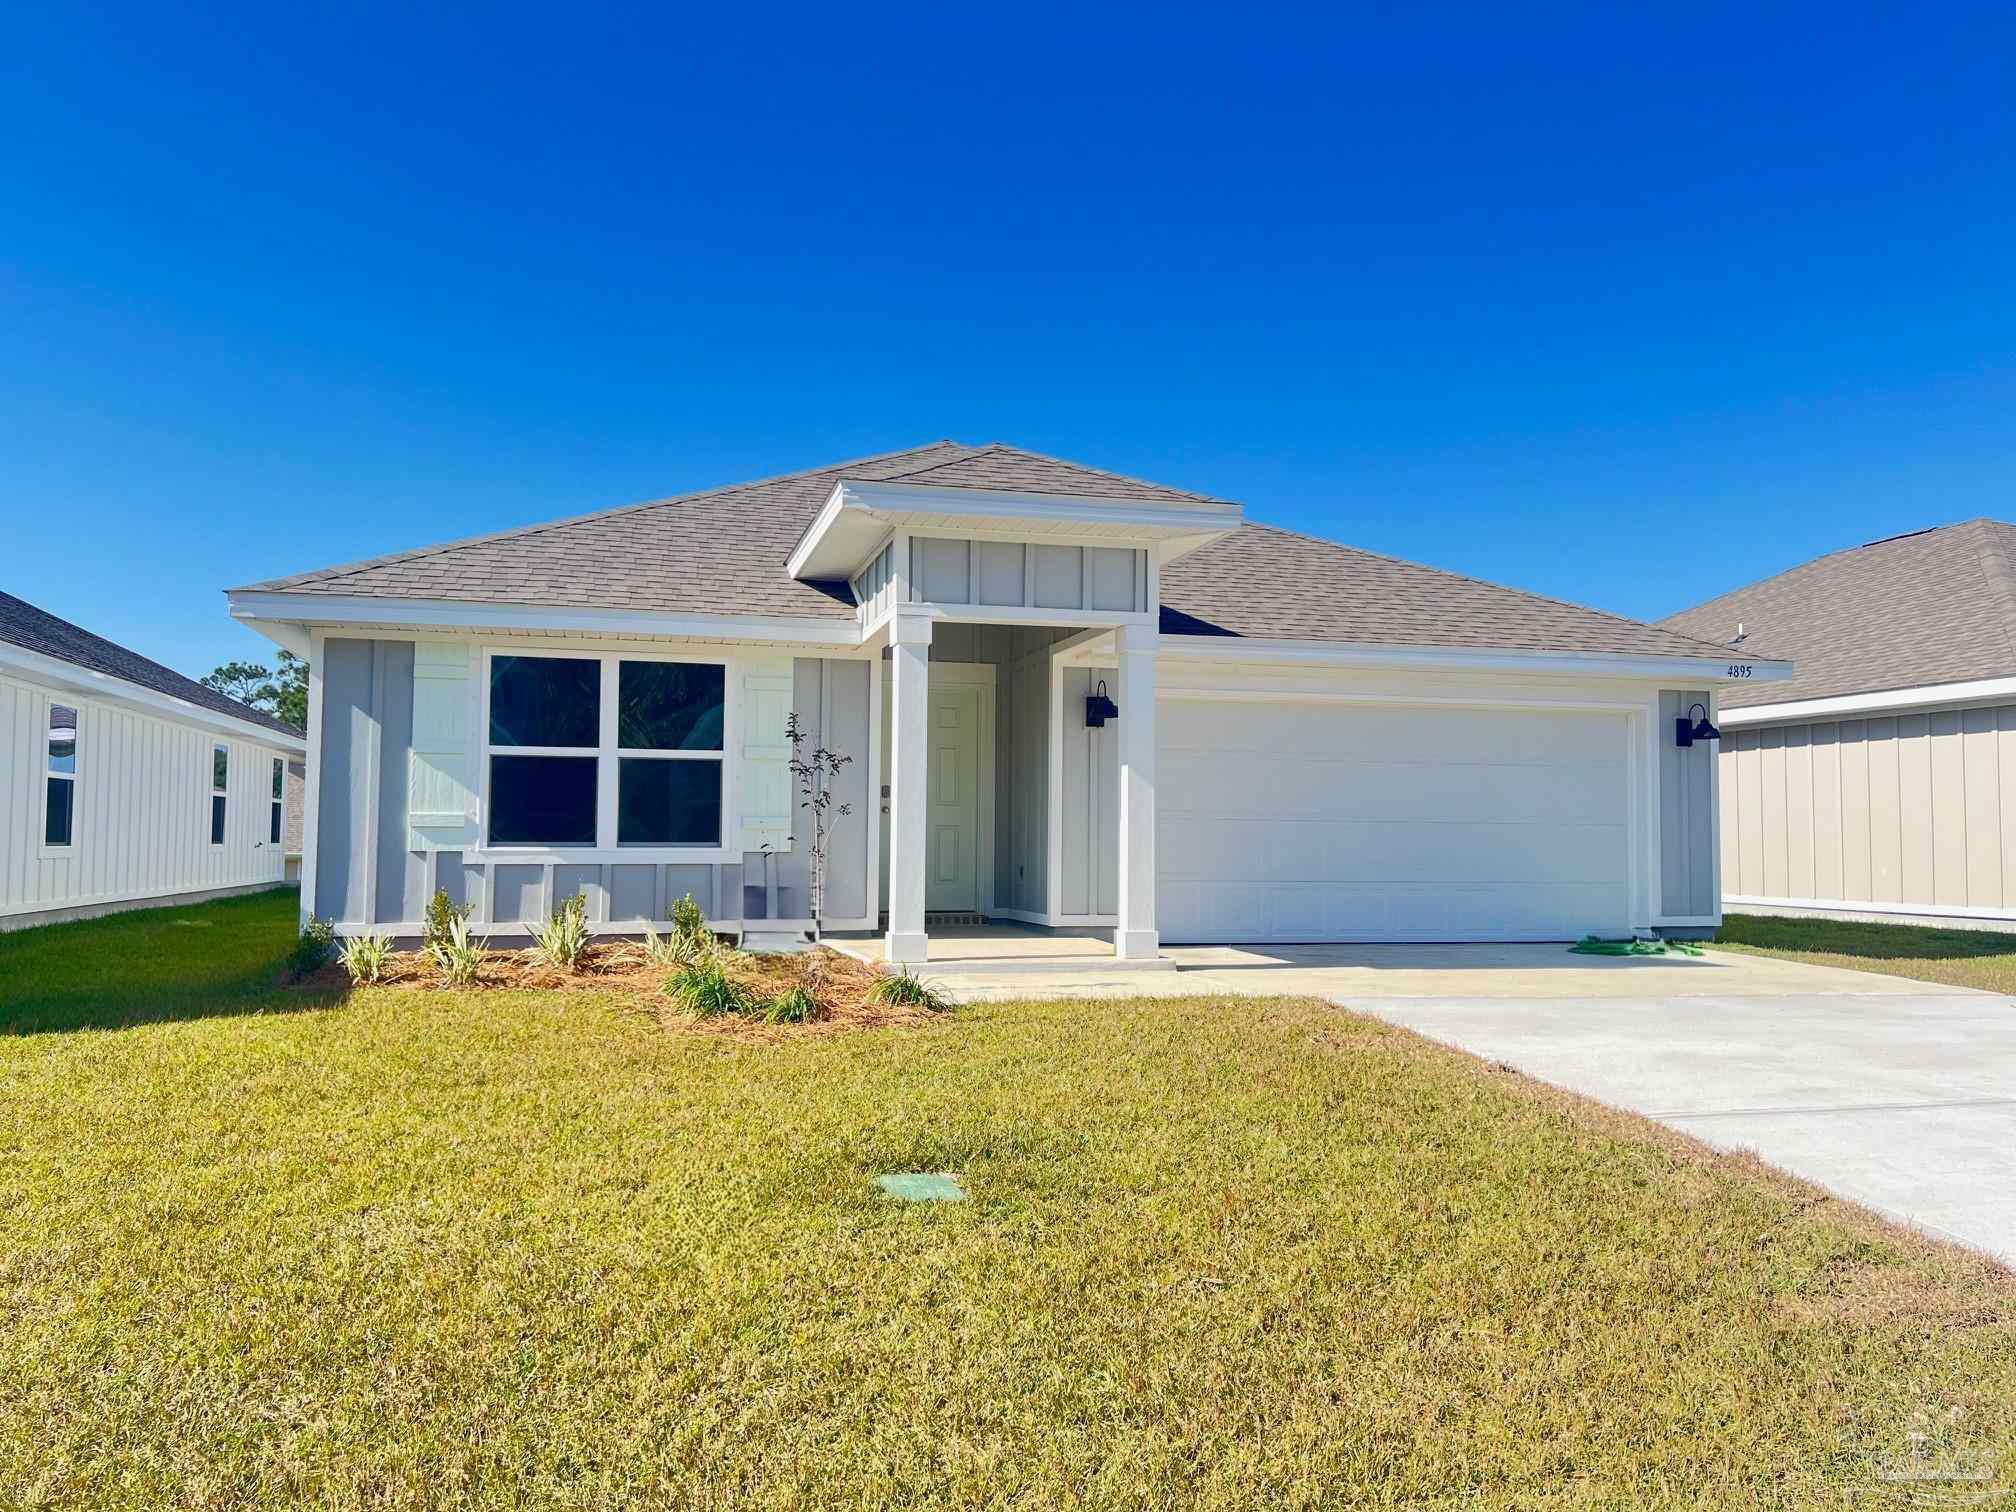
270, 756, 286, 846
210, 742, 229, 848
471, 647, 740, 865
38, 695, 79, 859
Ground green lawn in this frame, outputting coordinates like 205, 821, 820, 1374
3, 893, 2014, 1508
1715, 910, 2016, 993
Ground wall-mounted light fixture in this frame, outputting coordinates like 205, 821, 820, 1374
1085, 679, 1119, 728
1674, 701, 1722, 748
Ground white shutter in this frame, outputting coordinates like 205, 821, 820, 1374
409, 641, 474, 849
737, 654, 795, 855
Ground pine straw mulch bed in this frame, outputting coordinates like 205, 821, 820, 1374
299, 940, 945, 1040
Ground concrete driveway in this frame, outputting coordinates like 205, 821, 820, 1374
1353, 979, 2016, 1267
940, 944, 2014, 1266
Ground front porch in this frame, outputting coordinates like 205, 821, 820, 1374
828, 920, 1177, 975
872, 611, 1163, 969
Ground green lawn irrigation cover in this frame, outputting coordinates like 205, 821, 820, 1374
1569, 936, 1705, 957
875, 1173, 966, 1202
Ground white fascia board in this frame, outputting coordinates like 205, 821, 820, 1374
1718, 674, 2016, 727
228, 591, 865, 649
0, 642, 307, 753
1156, 634, 1793, 683
787, 479, 1243, 580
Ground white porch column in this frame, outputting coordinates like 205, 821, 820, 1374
885, 610, 933, 966
1114, 620, 1160, 959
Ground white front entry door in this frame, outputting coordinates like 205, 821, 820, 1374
1156, 698, 1635, 942
926, 684, 982, 911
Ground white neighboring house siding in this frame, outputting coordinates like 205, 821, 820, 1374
1720, 686, 2016, 925
0, 667, 294, 928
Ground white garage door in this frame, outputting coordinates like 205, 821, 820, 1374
1157, 699, 1633, 943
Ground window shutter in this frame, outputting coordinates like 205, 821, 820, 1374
409, 641, 474, 849
737, 654, 795, 854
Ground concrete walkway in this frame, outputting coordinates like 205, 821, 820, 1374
929, 943, 2014, 1266
937, 941, 1943, 1001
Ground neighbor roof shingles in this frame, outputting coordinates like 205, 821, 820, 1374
241, 440, 1738, 662
0, 592, 302, 738
1660, 519, 2016, 707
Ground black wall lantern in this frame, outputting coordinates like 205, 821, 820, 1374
1085, 679, 1119, 728
1674, 701, 1722, 748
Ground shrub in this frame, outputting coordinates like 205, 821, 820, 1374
670, 893, 710, 952
641, 915, 711, 969
530, 893, 591, 972
761, 984, 819, 1024
426, 912, 487, 987
337, 932, 394, 985
666, 957, 750, 1018
288, 916, 337, 980
424, 888, 469, 954
866, 969, 948, 1011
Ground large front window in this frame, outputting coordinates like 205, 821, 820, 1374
485, 653, 726, 848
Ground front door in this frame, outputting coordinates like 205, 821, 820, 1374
926, 684, 982, 911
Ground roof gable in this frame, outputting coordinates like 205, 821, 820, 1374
1660, 519, 2016, 707
846, 443, 1227, 504
0, 592, 302, 738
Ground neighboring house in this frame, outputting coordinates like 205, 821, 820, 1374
0, 592, 307, 932
227, 441, 1782, 962
1664, 519, 2016, 927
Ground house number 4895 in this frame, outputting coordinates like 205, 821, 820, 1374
1726, 664, 1754, 678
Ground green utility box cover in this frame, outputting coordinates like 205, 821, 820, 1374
876, 1173, 966, 1202
1569, 936, 1705, 958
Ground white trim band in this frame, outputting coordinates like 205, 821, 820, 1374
1718, 675, 2016, 728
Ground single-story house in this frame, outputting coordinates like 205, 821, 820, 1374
1, 591, 306, 932
228, 441, 1784, 963
1664, 518, 2016, 928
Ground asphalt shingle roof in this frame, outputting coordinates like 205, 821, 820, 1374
241, 440, 1738, 662
1660, 519, 2016, 708
1161, 523, 1743, 660
0, 592, 302, 738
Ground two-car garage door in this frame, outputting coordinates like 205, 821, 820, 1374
1157, 698, 1633, 943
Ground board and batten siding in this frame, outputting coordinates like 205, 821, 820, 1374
310, 636, 877, 933
1720, 703, 2016, 916
1, 669, 291, 925
907, 537, 1148, 614
1657, 689, 1717, 919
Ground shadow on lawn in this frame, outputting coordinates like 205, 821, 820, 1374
0, 889, 343, 1035
1716, 911, 2016, 962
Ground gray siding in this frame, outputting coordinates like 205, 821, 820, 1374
311, 638, 863, 932
1721, 701, 2016, 913
909, 537, 1146, 614
754, 658, 872, 922
1001, 649, 1050, 913
1658, 689, 1716, 917
316, 637, 415, 925
1058, 666, 1119, 918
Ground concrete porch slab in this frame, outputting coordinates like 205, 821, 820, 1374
823, 923, 1176, 976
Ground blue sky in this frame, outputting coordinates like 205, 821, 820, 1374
4, 1, 2012, 681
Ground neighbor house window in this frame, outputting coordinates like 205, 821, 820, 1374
45, 704, 77, 848
210, 744, 229, 845
484, 653, 725, 848
270, 757, 285, 845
